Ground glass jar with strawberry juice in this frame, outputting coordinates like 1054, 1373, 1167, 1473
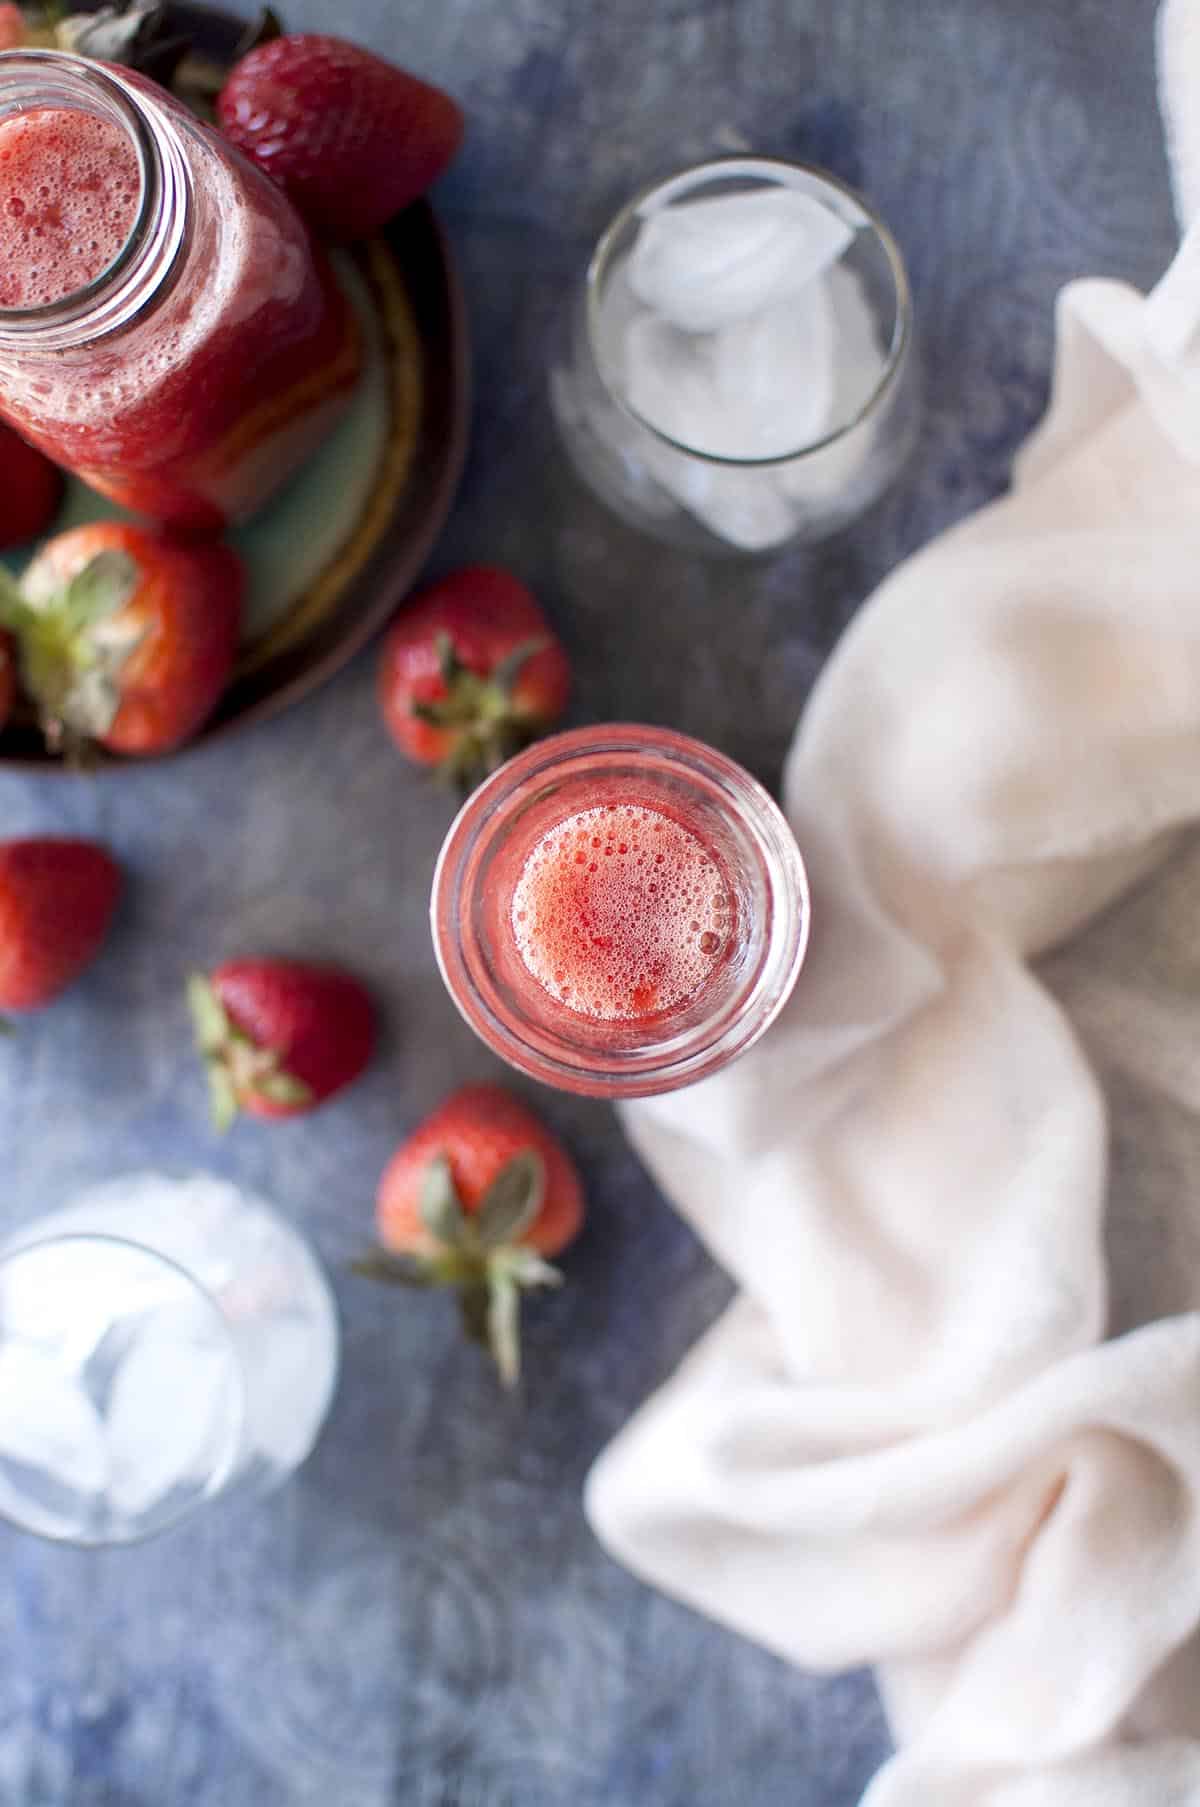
432, 725, 810, 1097
0, 50, 361, 533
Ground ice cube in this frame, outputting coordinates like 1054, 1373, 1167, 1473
104, 1314, 239, 1519
0, 1343, 109, 1512
639, 437, 802, 551
775, 265, 887, 505
0, 1237, 151, 1374
592, 252, 644, 386
827, 262, 886, 420
624, 313, 727, 452
628, 188, 854, 333
708, 276, 837, 458
622, 285, 837, 460
612, 303, 805, 546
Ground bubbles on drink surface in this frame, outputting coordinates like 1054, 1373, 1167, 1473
0, 110, 141, 307
511, 803, 734, 1021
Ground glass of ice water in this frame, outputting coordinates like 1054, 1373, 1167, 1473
551, 155, 919, 555
0, 1172, 339, 1545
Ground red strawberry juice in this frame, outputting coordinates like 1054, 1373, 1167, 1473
510, 799, 736, 1024
0, 108, 139, 305
0, 71, 360, 531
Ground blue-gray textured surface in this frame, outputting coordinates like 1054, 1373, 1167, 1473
0, 1, 1178, 1802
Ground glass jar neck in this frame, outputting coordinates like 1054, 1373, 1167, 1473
0, 50, 190, 350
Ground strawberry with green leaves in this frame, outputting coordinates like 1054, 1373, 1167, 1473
378, 566, 570, 790
360, 1083, 585, 1386
0, 522, 242, 758
0, 837, 121, 1016
189, 958, 376, 1129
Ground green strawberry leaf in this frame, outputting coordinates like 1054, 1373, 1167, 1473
487, 1268, 523, 1388
458, 1278, 491, 1347
232, 4, 283, 57
206, 1062, 239, 1134
475, 1150, 545, 1251
411, 699, 457, 727
420, 1153, 469, 1247
253, 1071, 314, 1108
434, 630, 464, 687
497, 1247, 563, 1291
489, 637, 548, 698
187, 973, 231, 1055
56, 551, 140, 635
0, 563, 33, 634
57, 1, 171, 65
351, 1248, 439, 1288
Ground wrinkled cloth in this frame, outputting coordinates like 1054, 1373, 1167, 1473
585, 3, 1200, 1799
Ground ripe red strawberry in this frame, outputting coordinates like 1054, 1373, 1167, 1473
378, 566, 570, 790
217, 34, 463, 242
0, 522, 242, 757
0, 838, 121, 1013
0, 631, 14, 730
0, 421, 63, 552
188, 958, 376, 1129
0, 5, 25, 50
362, 1083, 585, 1386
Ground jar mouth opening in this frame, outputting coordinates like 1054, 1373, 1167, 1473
0, 50, 158, 326
431, 725, 811, 1098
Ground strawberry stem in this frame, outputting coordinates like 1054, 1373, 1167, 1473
410, 636, 554, 793
5, 550, 141, 753
358, 1150, 558, 1387
186, 971, 313, 1130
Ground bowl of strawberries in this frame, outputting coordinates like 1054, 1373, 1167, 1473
0, 1, 470, 768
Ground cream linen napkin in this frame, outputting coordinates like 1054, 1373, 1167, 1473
585, 4, 1200, 1800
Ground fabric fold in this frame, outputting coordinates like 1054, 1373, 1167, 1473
586, 2, 1200, 1798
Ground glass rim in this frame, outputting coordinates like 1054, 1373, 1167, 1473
584, 151, 913, 468
431, 723, 811, 1098
0, 49, 160, 329
0, 1227, 246, 1547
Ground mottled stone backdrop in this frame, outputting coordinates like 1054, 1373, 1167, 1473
0, 2, 1174, 1802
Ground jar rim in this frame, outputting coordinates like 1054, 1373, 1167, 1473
0, 49, 162, 329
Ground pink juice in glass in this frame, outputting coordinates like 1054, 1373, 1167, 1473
510, 800, 737, 1025
432, 726, 809, 1098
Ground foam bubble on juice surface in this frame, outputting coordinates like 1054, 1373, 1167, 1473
511, 802, 734, 1021
0, 109, 141, 308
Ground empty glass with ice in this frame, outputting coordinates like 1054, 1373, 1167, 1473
551, 155, 919, 553
0, 1172, 339, 1545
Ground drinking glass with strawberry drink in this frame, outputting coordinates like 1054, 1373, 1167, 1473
432, 724, 810, 1097
0, 48, 362, 532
